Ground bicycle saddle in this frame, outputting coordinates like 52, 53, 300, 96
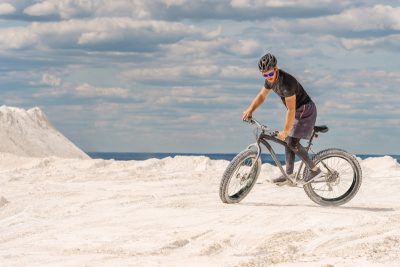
314, 125, 329, 133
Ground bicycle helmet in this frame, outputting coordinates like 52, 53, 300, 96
258, 53, 277, 72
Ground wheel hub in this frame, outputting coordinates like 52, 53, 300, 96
239, 172, 250, 185
326, 171, 340, 185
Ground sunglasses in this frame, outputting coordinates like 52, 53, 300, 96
262, 70, 275, 78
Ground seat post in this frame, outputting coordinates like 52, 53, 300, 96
305, 131, 316, 152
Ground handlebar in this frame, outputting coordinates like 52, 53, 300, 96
243, 117, 278, 137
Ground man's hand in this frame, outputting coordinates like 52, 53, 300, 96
277, 130, 288, 141
242, 108, 253, 120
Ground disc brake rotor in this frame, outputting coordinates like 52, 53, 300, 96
239, 171, 250, 185
326, 171, 340, 186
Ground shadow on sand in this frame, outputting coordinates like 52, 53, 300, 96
240, 202, 395, 212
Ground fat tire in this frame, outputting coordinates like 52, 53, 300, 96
303, 148, 362, 206
219, 149, 261, 204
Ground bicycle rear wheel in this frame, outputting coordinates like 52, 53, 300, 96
303, 148, 362, 206
219, 149, 261, 204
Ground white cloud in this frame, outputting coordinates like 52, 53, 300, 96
23, 0, 93, 18
340, 34, 400, 50
10, 0, 356, 23
34, 83, 129, 98
340, 38, 379, 50
187, 65, 220, 77
0, 3, 16, 15
220, 66, 255, 79
274, 5, 400, 34
230, 0, 253, 8
284, 47, 314, 57
24, 1, 57, 16
95, 1, 148, 18
41, 73, 62, 86
75, 83, 129, 98
33, 87, 68, 97
161, 33, 258, 60
146, 84, 243, 108
121, 67, 182, 81
228, 39, 262, 56
162, 0, 187, 7
33, 74, 130, 98
163, 37, 227, 58
0, 17, 208, 51
121, 64, 221, 81
319, 91, 400, 117
263, 4, 400, 51
0, 28, 39, 49
121, 63, 257, 82
230, 0, 336, 8
22, 0, 151, 19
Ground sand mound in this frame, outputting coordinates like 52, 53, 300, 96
362, 155, 399, 171
0, 106, 89, 159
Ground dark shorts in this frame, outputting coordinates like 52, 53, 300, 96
288, 101, 317, 140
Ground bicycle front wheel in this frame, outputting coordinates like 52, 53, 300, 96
303, 149, 362, 206
219, 149, 261, 204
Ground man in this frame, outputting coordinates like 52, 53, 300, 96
242, 53, 322, 184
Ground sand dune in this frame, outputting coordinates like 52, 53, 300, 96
0, 106, 89, 159
0, 154, 399, 266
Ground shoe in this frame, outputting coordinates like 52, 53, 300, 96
303, 167, 323, 184
271, 174, 293, 185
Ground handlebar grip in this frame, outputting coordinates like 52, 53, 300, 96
242, 117, 254, 124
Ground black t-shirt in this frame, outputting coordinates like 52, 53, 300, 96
264, 69, 311, 109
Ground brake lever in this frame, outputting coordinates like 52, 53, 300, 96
271, 131, 279, 137
242, 117, 254, 124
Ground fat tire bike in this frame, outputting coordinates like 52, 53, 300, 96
219, 118, 362, 206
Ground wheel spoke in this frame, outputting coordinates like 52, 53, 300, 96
227, 155, 258, 198
309, 154, 357, 200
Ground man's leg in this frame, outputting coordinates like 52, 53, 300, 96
286, 137, 323, 183
271, 137, 297, 184
286, 137, 315, 170
272, 137, 320, 184
285, 138, 295, 175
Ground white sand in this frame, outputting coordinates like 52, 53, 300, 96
0, 106, 89, 159
0, 154, 399, 266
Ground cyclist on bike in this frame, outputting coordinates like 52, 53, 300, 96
242, 53, 322, 184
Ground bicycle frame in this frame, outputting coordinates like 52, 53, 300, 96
247, 123, 318, 184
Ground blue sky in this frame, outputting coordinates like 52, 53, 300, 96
0, 0, 399, 154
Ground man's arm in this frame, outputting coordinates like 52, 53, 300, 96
278, 94, 296, 140
242, 87, 271, 119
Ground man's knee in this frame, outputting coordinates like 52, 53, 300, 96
286, 137, 300, 151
